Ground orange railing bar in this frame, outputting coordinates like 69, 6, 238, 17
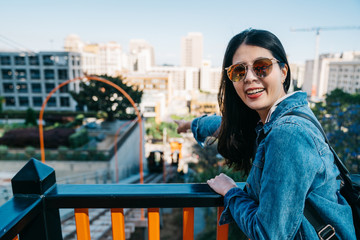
12, 236, 18, 240
148, 208, 160, 240
183, 208, 194, 240
111, 208, 126, 240
74, 208, 91, 240
38, 75, 144, 183
216, 207, 229, 240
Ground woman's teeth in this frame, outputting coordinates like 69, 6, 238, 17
247, 89, 265, 95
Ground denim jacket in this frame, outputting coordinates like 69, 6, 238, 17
191, 92, 356, 240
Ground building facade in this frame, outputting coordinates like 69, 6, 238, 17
303, 52, 360, 99
0, 51, 82, 111
181, 32, 203, 68
328, 60, 360, 94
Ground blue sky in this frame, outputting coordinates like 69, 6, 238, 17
0, 0, 359, 67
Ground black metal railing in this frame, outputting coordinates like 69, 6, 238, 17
0, 158, 245, 240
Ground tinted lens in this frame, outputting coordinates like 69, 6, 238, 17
253, 58, 273, 78
228, 64, 246, 82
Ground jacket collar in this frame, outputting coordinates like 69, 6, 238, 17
262, 91, 308, 134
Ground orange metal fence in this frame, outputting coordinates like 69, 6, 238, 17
72, 207, 228, 240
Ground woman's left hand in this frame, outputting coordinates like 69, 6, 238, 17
207, 173, 238, 196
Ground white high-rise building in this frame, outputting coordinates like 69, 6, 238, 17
327, 54, 360, 94
181, 32, 203, 68
129, 39, 155, 73
303, 51, 360, 99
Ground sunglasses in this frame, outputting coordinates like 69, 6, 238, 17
225, 58, 281, 82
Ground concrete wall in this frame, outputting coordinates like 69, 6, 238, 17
0, 160, 109, 179
109, 120, 146, 182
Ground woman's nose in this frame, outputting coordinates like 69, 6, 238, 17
243, 67, 258, 83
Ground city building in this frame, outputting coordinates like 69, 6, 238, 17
289, 62, 305, 90
124, 72, 169, 121
190, 91, 219, 116
200, 60, 221, 93
64, 35, 125, 76
303, 51, 360, 99
181, 32, 203, 68
328, 59, 360, 94
129, 39, 155, 73
0, 51, 82, 111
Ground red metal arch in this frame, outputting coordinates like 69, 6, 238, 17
38, 76, 144, 183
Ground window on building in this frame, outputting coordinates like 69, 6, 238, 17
30, 69, 41, 79
58, 69, 68, 80
3, 83, 14, 92
5, 97, 15, 106
2, 69, 13, 79
32, 97, 43, 107
145, 107, 155, 112
48, 97, 57, 107
19, 97, 29, 106
60, 97, 70, 107
15, 69, 26, 80
59, 84, 69, 93
44, 69, 55, 80
31, 83, 42, 93
54, 56, 68, 66
43, 55, 54, 66
29, 56, 39, 65
15, 56, 25, 65
45, 83, 55, 93
17, 83, 28, 93
0, 56, 11, 65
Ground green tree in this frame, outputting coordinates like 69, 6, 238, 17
312, 88, 360, 172
0, 96, 3, 113
70, 75, 142, 121
25, 108, 37, 126
145, 118, 181, 140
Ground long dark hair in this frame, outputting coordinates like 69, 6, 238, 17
217, 29, 291, 175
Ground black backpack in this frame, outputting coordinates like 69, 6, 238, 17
285, 112, 360, 239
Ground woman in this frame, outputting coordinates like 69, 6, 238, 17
190, 29, 355, 239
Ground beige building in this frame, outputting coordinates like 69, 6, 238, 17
64, 35, 125, 77
181, 32, 203, 68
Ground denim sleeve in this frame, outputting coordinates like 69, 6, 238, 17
220, 123, 323, 240
191, 114, 221, 147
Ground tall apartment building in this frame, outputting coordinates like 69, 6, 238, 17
0, 51, 82, 111
129, 39, 155, 73
181, 32, 203, 68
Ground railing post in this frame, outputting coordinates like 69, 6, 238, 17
11, 158, 63, 240
216, 207, 228, 240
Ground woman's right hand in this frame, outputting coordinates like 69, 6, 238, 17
207, 173, 238, 196
174, 120, 192, 134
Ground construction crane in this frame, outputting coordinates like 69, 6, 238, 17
291, 26, 360, 99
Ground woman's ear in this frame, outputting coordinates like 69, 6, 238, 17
281, 64, 288, 81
